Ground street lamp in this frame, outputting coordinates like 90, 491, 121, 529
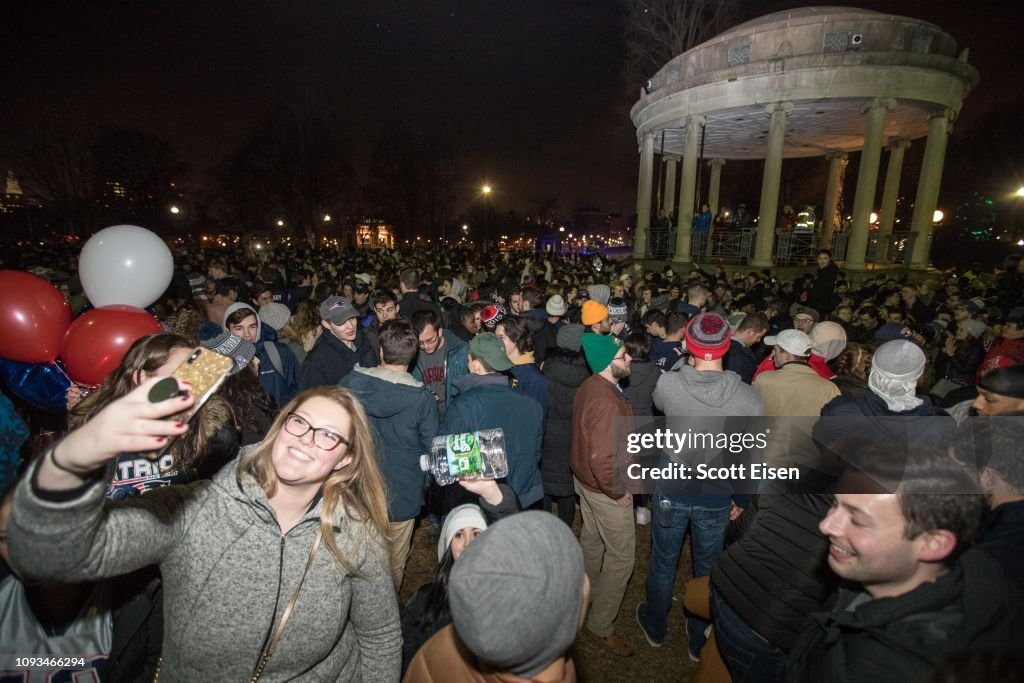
169, 205, 180, 215
276, 219, 284, 227
323, 214, 331, 222
932, 210, 944, 223
1017, 186, 1024, 198
481, 184, 492, 246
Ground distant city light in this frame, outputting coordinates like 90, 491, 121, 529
869, 212, 878, 224
276, 219, 284, 227
323, 214, 331, 222
482, 184, 492, 194
933, 210, 944, 223
169, 205, 180, 214
559, 226, 565, 232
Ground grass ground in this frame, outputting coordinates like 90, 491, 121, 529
399, 504, 700, 683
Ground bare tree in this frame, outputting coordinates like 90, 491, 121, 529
621, 0, 746, 87
216, 100, 353, 246
14, 116, 97, 235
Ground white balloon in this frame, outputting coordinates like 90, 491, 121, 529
79, 225, 175, 308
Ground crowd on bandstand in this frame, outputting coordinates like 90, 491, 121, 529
2, 238, 1024, 682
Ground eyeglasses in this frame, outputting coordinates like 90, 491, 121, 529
418, 331, 441, 348
284, 413, 348, 451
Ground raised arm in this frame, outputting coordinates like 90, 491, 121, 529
8, 377, 199, 582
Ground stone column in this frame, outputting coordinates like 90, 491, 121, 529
909, 110, 953, 270
632, 132, 655, 259
662, 155, 679, 216
877, 139, 911, 262
819, 152, 848, 249
673, 115, 705, 263
750, 102, 792, 268
845, 98, 896, 270
706, 159, 726, 258
707, 159, 726, 216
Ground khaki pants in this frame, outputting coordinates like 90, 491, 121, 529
575, 478, 636, 637
389, 518, 417, 592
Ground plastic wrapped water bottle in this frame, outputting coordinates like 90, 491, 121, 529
420, 429, 508, 485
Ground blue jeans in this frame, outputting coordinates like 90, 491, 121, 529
638, 495, 729, 651
711, 587, 786, 683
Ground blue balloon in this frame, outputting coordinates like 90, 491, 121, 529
0, 358, 72, 413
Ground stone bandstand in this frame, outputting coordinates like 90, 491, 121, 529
630, 6, 979, 271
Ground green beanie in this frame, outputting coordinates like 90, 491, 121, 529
581, 333, 623, 373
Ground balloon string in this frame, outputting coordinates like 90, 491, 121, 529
51, 361, 72, 383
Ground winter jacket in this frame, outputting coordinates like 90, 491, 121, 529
509, 358, 549, 415
622, 360, 660, 417
299, 326, 378, 391
754, 362, 840, 417
541, 349, 590, 498
440, 374, 545, 507
223, 303, 300, 408
934, 340, 985, 386
341, 367, 439, 522
652, 365, 761, 503
807, 262, 838, 317
571, 374, 634, 499
711, 493, 836, 652
411, 330, 471, 412
787, 549, 1024, 682
975, 500, 1024, 591
399, 292, 436, 321
404, 624, 576, 683
9, 455, 401, 683
723, 339, 757, 385
813, 390, 955, 455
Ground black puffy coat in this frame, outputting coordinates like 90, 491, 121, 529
787, 549, 1024, 682
541, 348, 590, 497
711, 492, 837, 652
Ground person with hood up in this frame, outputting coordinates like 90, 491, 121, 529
638, 313, 762, 660
224, 301, 300, 407
340, 319, 439, 591
299, 296, 379, 391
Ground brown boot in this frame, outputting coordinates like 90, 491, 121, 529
587, 629, 635, 657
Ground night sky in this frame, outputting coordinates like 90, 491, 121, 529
2, 1, 1020, 219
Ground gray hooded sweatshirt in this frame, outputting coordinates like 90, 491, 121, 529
9, 455, 401, 682
654, 365, 763, 418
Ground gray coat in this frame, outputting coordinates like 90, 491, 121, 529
9, 456, 401, 682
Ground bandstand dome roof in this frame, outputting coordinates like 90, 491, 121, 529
630, 6, 979, 160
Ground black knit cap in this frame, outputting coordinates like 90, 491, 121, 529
979, 365, 1024, 399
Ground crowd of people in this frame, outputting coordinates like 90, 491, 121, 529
2, 238, 1024, 682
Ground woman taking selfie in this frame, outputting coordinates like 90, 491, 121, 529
8, 383, 401, 681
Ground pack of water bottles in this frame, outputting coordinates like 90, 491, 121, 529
420, 428, 508, 485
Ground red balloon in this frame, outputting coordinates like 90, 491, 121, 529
60, 305, 163, 386
0, 270, 73, 363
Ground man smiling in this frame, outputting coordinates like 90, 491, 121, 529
787, 451, 1024, 681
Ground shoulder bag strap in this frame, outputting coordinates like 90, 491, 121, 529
251, 528, 323, 682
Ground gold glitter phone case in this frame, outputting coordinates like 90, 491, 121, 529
167, 347, 235, 421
